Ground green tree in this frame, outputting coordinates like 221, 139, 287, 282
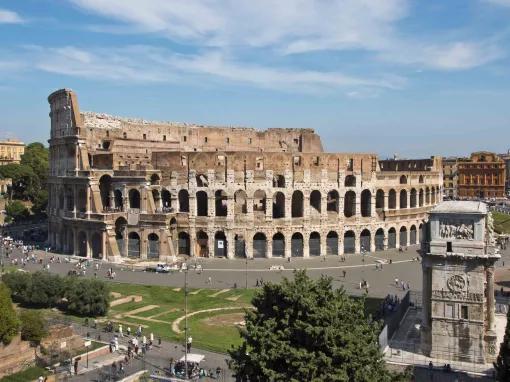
19, 310, 47, 344
28, 272, 63, 308
31, 189, 48, 215
2, 271, 32, 304
20, 142, 49, 187
0, 163, 39, 200
5, 200, 30, 222
0, 283, 20, 345
65, 278, 109, 317
229, 271, 404, 382
495, 308, 510, 381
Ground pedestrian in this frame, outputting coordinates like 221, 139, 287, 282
119, 324, 123, 337
150, 332, 154, 342
74, 359, 79, 375
406, 282, 410, 290
187, 335, 192, 352
342, 270, 346, 278
208, 276, 212, 285
395, 278, 399, 287
137, 324, 142, 337
127, 326, 131, 336
135, 344, 139, 355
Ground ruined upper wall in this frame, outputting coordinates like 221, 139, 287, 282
378, 157, 442, 172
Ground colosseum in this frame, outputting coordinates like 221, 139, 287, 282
47, 89, 443, 262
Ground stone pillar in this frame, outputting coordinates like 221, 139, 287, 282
85, 231, 91, 258
227, 196, 234, 220
285, 196, 292, 222
284, 235, 291, 258
227, 232, 235, 259
189, 230, 196, 257
208, 234, 215, 258
208, 195, 215, 217
304, 194, 311, 219
321, 233, 327, 256
371, 194, 376, 217
246, 235, 253, 259
123, 186, 128, 212
140, 230, 147, 260
247, 197, 254, 219
265, 197, 272, 221
370, 232, 376, 253
266, 238, 273, 259
396, 190, 400, 210
407, 190, 411, 210
383, 233, 388, 250
354, 232, 360, 254
355, 194, 361, 217
321, 194, 328, 219
303, 233, 310, 258
85, 185, 91, 215
172, 192, 179, 212
73, 185, 77, 218
383, 193, 388, 211
487, 267, 496, 330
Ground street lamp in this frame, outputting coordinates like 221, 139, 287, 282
184, 267, 188, 380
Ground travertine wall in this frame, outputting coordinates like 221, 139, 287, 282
47, 88, 443, 262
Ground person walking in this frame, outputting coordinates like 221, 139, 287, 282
187, 336, 192, 352
395, 278, 399, 287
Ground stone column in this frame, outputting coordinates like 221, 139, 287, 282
303, 233, 310, 258
354, 232, 360, 254
85, 185, 91, 215
73, 185, 77, 218
396, 190, 400, 210
321, 194, 328, 220
227, 196, 234, 220
140, 230, 147, 260
227, 232, 235, 259
284, 235, 291, 258
371, 194, 376, 217
189, 230, 196, 257
266, 238, 273, 259
370, 232, 376, 253
208, 195, 215, 217
383, 193, 388, 211
321, 233, 328, 256
304, 194, 311, 219
265, 196, 272, 221
407, 190, 411, 210
355, 194, 361, 217
246, 235, 253, 259
383, 233, 388, 250
85, 231, 91, 258
172, 192, 179, 213
285, 195, 292, 222
208, 234, 215, 258
487, 267, 496, 330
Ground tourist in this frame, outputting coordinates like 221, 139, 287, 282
187, 336, 192, 352
127, 326, 131, 336
395, 278, 399, 287
119, 324, 123, 337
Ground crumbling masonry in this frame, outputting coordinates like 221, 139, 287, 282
47, 89, 443, 262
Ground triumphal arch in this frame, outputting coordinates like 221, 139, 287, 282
47, 88, 443, 263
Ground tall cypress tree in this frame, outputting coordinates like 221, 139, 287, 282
495, 308, 510, 381
229, 271, 406, 382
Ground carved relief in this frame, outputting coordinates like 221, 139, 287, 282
439, 220, 474, 240
447, 274, 466, 292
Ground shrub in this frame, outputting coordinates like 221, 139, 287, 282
19, 310, 47, 344
0, 283, 20, 345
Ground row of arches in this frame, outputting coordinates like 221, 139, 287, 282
175, 224, 423, 258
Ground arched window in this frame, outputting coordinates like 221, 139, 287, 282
272, 233, 285, 257
425, 187, 430, 205
291, 191, 304, 218
375, 228, 384, 251
128, 232, 140, 258
399, 226, 407, 248
345, 175, 356, 187
178, 232, 190, 256
214, 231, 227, 257
388, 227, 397, 249
215, 190, 228, 216
310, 190, 321, 214
196, 174, 208, 187
196, 191, 208, 216
128, 189, 140, 209
147, 233, 159, 259
326, 231, 338, 255
197, 231, 209, 257
388, 189, 396, 209
114, 189, 123, 211
361, 190, 371, 217
178, 189, 189, 212
410, 225, 417, 245
309, 232, 321, 256
115, 217, 127, 256
161, 189, 171, 209
272, 192, 285, 219
344, 231, 355, 254
399, 189, 407, 209
419, 175, 424, 183
78, 231, 87, 257
253, 232, 267, 258
344, 191, 356, 217
273, 174, 285, 188
253, 190, 266, 217
99, 175, 112, 209
234, 190, 248, 214
376, 189, 384, 210
410, 188, 417, 208
419, 189, 424, 207
327, 190, 339, 213
400, 175, 407, 184
150, 174, 160, 185
360, 229, 371, 253
291, 232, 304, 257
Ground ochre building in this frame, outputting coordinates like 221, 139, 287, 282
457, 152, 506, 199
0, 139, 25, 165
47, 89, 443, 262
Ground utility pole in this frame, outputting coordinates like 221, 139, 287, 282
245, 257, 248, 289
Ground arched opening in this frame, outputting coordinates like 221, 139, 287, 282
99, 175, 112, 209
214, 231, 227, 257
196, 173, 208, 187
115, 217, 127, 256
419, 175, 424, 183
147, 233, 159, 259
78, 231, 87, 257
431, 188, 437, 204
273, 174, 285, 188
178, 189, 189, 212
196, 191, 208, 216
67, 229, 74, 254
129, 189, 140, 209
388, 189, 396, 209
400, 175, 407, 184
425, 187, 430, 205
253, 190, 266, 218
399, 226, 407, 248
376, 189, 384, 210
114, 189, 123, 211
326, 231, 338, 256
234, 234, 246, 258
291, 232, 304, 257
310, 190, 321, 215
234, 190, 247, 214
345, 175, 356, 187
150, 173, 160, 185
375, 228, 384, 251
253, 232, 267, 258
309, 232, 321, 256
399, 189, 407, 209
77, 188, 87, 212
361, 190, 371, 217
272, 233, 285, 257
344, 231, 355, 254
344, 191, 356, 218
66, 187, 74, 211
161, 189, 171, 210
152, 189, 161, 210
178, 232, 190, 256
197, 231, 209, 257
360, 229, 371, 253
388, 228, 397, 249
410, 188, 417, 208
272, 192, 285, 219
215, 190, 228, 216
327, 190, 339, 213
128, 232, 140, 258
419, 189, 424, 207
91, 232, 102, 259
58, 189, 64, 210
291, 191, 304, 218
410, 225, 417, 245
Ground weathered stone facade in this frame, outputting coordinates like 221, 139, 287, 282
47, 89, 443, 262
421, 201, 499, 364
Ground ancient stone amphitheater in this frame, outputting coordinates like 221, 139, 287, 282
47, 89, 443, 262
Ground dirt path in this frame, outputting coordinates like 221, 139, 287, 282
172, 307, 245, 334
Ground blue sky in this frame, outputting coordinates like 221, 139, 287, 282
1, 0, 510, 158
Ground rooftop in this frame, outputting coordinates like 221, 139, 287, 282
431, 201, 487, 215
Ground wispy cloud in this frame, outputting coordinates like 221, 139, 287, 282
16, 45, 404, 93
0, 9, 24, 24
67, 0, 502, 71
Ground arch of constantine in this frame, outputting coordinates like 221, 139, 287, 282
47, 89, 443, 262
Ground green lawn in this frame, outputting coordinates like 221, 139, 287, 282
493, 211, 510, 234
0, 366, 49, 382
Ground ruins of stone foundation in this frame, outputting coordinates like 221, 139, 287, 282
47, 88, 443, 262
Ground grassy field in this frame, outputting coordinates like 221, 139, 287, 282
0, 366, 48, 382
493, 211, 510, 234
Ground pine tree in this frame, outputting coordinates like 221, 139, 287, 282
229, 271, 406, 382
495, 307, 510, 381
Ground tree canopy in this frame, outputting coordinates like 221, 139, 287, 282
5, 200, 30, 222
495, 307, 510, 381
229, 271, 405, 382
0, 283, 20, 346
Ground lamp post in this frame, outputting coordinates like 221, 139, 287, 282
184, 268, 188, 380
245, 257, 248, 289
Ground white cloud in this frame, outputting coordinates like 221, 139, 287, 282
67, 0, 502, 71
484, 0, 510, 7
16, 45, 404, 93
0, 9, 24, 24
